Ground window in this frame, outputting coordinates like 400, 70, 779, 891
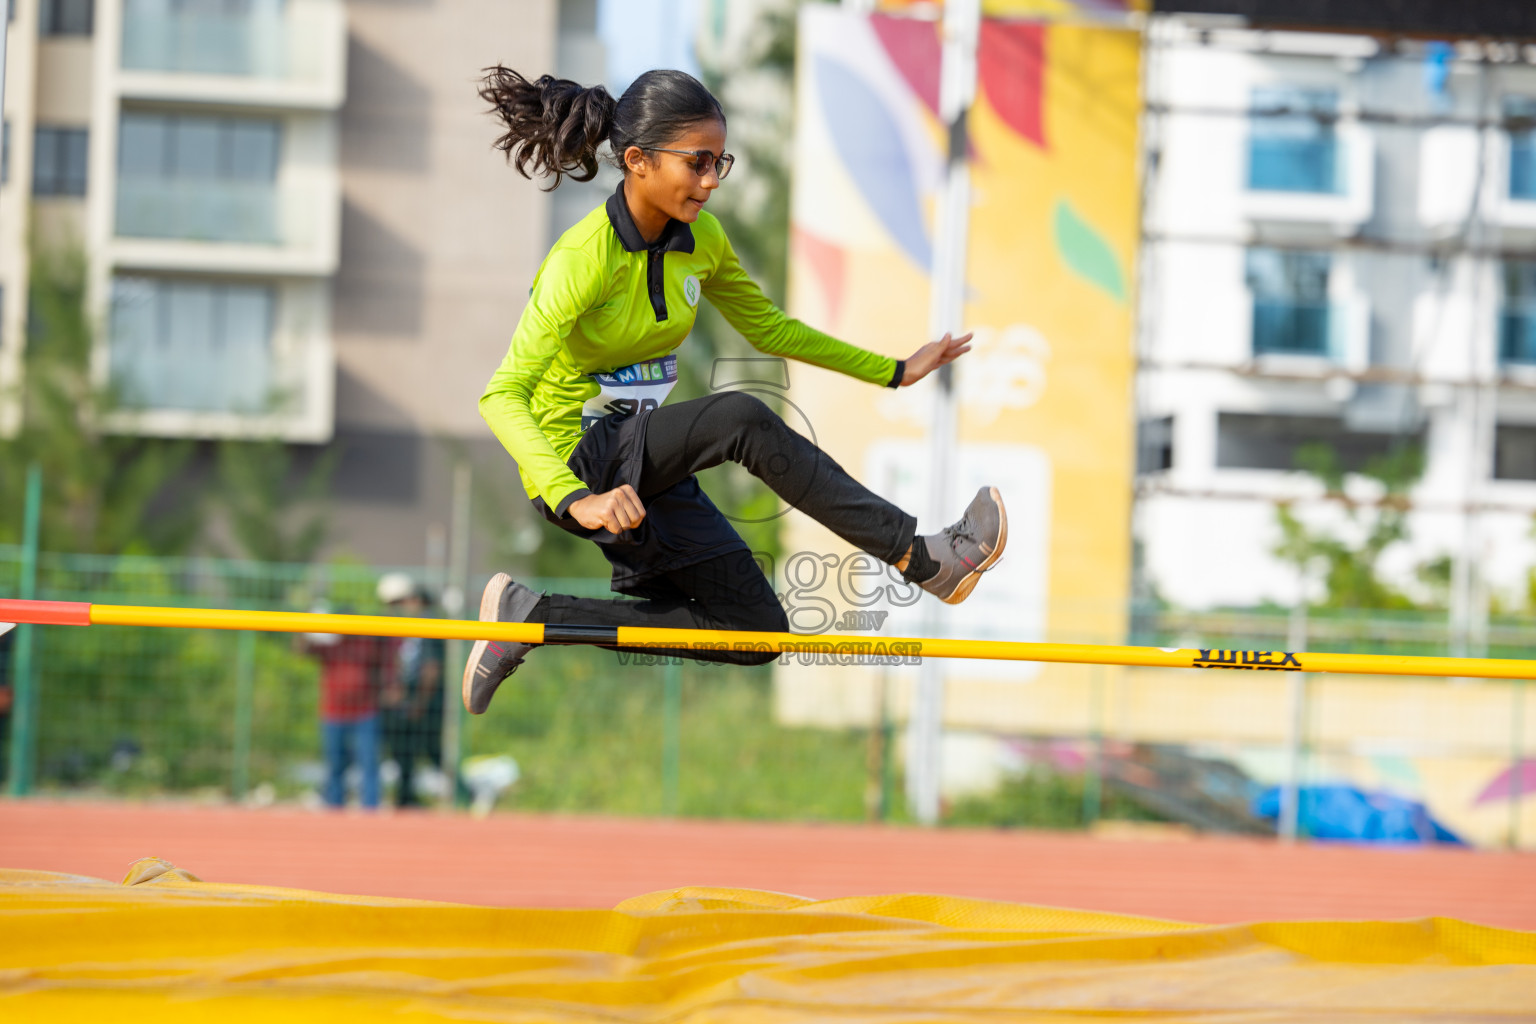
32, 126, 88, 196
1500, 260, 1536, 364
1137, 417, 1174, 473
116, 112, 281, 243
110, 276, 275, 413
39, 0, 93, 35
121, 0, 288, 77
1248, 86, 1340, 194
1246, 248, 1332, 357
118, 112, 280, 181
1510, 97, 1536, 202
1495, 424, 1536, 481
1216, 413, 1420, 472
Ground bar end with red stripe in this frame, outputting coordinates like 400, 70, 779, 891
0, 599, 93, 627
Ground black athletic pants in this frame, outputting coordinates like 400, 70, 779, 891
532, 391, 918, 666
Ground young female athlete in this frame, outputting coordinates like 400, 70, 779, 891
464, 66, 1007, 715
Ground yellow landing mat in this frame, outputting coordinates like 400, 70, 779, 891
2, 860, 1534, 1022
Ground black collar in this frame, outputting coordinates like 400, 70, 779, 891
605, 180, 695, 255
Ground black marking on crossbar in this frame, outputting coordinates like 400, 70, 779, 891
1191, 649, 1302, 671
543, 624, 621, 645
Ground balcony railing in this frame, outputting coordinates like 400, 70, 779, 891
1248, 138, 1341, 195
107, 272, 292, 421
121, 6, 289, 78
111, 334, 275, 414
1252, 301, 1332, 358
118, 0, 341, 93
109, 301, 275, 416
115, 179, 282, 245
102, 276, 332, 440
1499, 307, 1536, 364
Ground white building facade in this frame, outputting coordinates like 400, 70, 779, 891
93, 0, 347, 442
1137, 20, 1536, 640
0, 0, 610, 565
0, 0, 348, 442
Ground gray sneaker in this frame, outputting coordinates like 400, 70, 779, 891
462, 572, 543, 715
917, 486, 1008, 605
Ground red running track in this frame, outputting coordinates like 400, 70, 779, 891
1, 801, 1532, 928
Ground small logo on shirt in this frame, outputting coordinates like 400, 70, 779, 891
683, 275, 701, 307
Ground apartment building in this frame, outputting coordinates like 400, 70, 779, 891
0, 0, 600, 566
1136, 20, 1536, 635
1, 0, 347, 440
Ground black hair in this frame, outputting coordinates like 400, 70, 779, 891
479, 66, 725, 190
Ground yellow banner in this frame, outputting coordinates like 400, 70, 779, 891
779, 6, 1142, 730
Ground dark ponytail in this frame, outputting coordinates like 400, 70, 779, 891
479, 65, 616, 189
481, 65, 725, 189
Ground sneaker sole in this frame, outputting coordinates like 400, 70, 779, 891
462, 572, 512, 715
941, 486, 1008, 606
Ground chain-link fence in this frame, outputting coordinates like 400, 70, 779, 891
0, 547, 880, 821
1, 545, 1530, 847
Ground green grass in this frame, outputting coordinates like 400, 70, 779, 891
23, 605, 1149, 830
467, 647, 877, 821
946, 769, 1166, 830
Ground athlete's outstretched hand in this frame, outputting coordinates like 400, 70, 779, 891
900, 332, 974, 387
569, 484, 646, 534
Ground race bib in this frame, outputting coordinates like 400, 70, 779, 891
580, 354, 678, 431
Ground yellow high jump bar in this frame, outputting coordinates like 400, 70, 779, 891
0, 598, 1532, 680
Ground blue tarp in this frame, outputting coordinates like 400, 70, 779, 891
1253, 784, 1466, 844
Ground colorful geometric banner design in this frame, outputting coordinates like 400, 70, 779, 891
778, 6, 1142, 729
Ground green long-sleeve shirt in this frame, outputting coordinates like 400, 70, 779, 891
479, 182, 904, 516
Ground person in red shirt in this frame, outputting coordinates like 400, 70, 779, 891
296, 627, 392, 809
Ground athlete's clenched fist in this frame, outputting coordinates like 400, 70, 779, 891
568, 484, 646, 534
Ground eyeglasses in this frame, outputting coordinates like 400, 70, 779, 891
648, 147, 735, 180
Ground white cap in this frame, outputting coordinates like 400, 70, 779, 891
376, 572, 416, 605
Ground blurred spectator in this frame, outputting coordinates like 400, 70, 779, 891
294, 612, 391, 810
377, 574, 448, 808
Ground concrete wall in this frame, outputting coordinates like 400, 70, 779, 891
324, 0, 558, 565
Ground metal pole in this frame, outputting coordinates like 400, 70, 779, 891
1279, 591, 1308, 842
1082, 666, 1104, 826
909, 0, 980, 828
874, 467, 896, 824
231, 629, 256, 801
0, 7, 11, 788
1450, 60, 1494, 669
442, 462, 472, 806
879, 668, 894, 821
662, 658, 681, 815
1512, 677, 1526, 850
866, 664, 889, 822
7, 464, 42, 796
